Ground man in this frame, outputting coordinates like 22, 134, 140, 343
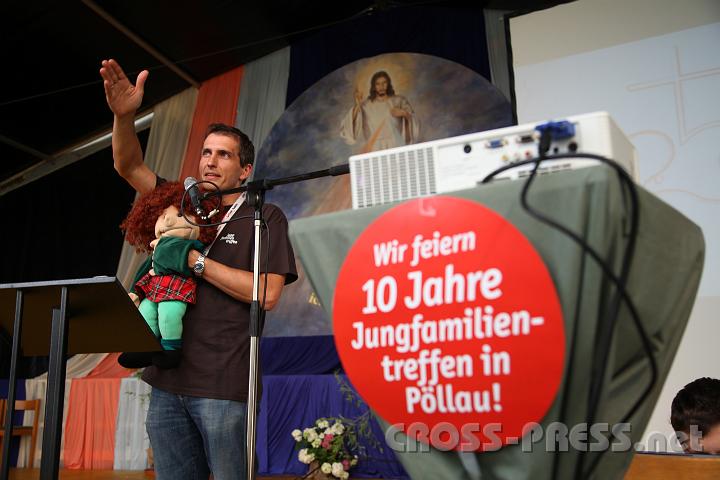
671, 377, 720, 454
100, 58, 297, 479
340, 70, 419, 153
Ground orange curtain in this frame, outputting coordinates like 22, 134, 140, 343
84, 353, 134, 379
63, 378, 123, 469
178, 67, 245, 181
63, 354, 133, 469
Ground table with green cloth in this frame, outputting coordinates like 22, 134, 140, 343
288, 166, 704, 479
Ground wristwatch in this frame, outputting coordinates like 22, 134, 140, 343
193, 253, 206, 277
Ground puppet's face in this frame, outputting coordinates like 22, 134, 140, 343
154, 206, 200, 242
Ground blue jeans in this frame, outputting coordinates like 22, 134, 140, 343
146, 387, 248, 480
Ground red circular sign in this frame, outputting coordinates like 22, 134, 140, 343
333, 196, 564, 451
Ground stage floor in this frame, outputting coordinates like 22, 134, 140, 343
6, 470, 298, 480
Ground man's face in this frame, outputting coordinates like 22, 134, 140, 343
681, 424, 720, 454
374, 76, 388, 97
699, 424, 720, 454
199, 133, 252, 193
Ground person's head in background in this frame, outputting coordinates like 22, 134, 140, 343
671, 377, 720, 454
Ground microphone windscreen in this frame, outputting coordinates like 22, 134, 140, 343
184, 176, 198, 190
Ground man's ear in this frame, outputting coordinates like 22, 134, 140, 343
241, 163, 253, 182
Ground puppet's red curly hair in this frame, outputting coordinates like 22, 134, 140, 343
121, 181, 216, 253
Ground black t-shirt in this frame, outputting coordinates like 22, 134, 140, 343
142, 200, 298, 401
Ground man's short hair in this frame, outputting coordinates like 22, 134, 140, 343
204, 123, 255, 167
671, 377, 720, 435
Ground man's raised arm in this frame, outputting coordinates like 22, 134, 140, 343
99, 59, 156, 194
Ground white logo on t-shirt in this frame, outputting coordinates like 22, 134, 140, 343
220, 233, 238, 245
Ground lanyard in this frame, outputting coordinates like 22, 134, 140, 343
202, 192, 246, 256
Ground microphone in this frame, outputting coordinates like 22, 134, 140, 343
184, 177, 206, 219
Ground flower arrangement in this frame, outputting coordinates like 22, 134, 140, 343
292, 418, 359, 479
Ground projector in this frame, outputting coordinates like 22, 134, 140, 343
349, 111, 637, 209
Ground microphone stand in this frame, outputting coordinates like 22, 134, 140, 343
202, 163, 349, 480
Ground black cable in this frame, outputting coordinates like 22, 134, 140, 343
180, 187, 253, 229
482, 153, 657, 478
179, 180, 225, 226
534, 130, 587, 480
185, 211, 254, 229
551, 239, 588, 479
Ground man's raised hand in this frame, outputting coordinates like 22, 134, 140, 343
99, 58, 149, 118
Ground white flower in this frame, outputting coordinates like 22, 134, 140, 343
331, 462, 345, 477
298, 449, 311, 464
321, 463, 332, 474
317, 419, 330, 429
331, 422, 345, 435
291, 429, 303, 442
350, 455, 358, 466
303, 428, 318, 442
340, 472, 349, 480
312, 438, 322, 448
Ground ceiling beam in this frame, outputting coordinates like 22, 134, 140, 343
0, 113, 154, 197
81, 0, 201, 88
0, 134, 51, 160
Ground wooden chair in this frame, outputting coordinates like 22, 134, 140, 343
0, 398, 40, 468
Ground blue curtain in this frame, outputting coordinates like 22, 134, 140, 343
258, 374, 408, 479
258, 336, 408, 478
261, 335, 341, 375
